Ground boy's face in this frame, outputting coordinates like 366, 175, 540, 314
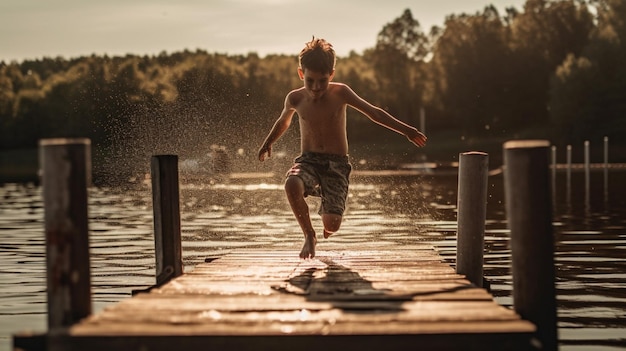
298, 68, 334, 100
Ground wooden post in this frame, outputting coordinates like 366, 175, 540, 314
604, 136, 609, 202
419, 107, 426, 135
151, 155, 183, 286
550, 145, 557, 209
584, 140, 591, 209
550, 145, 557, 171
503, 140, 557, 351
40, 138, 92, 329
456, 151, 488, 287
603, 136, 609, 168
566, 145, 572, 206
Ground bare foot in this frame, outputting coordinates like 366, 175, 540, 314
299, 235, 317, 259
323, 229, 333, 239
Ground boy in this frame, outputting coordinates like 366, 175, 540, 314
258, 37, 427, 259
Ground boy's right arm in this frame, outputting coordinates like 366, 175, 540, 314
258, 94, 296, 161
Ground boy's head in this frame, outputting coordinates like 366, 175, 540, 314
298, 37, 336, 75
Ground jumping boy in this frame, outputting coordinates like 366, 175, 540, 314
258, 37, 427, 259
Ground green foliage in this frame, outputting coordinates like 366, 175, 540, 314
428, 5, 514, 136
549, 0, 626, 145
427, 0, 594, 140
366, 9, 428, 128
1, 0, 625, 178
509, 0, 595, 129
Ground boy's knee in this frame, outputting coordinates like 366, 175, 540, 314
322, 214, 342, 233
284, 176, 304, 197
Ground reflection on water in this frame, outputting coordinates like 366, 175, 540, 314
0, 171, 624, 350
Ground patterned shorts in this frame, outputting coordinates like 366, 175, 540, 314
286, 152, 352, 216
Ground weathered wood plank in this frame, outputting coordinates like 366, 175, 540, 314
55, 248, 536, 350
37, 332, 536, 351
80, 305, 525, 327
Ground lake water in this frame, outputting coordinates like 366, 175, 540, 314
0, 170, 624, 350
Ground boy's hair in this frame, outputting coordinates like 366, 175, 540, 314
299, 37, 336, 74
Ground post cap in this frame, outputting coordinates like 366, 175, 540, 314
39, 138, 91, 146
503, 140, 550, 149
461, 151, 488, 156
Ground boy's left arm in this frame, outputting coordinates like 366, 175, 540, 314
404, 127, 428, 148
341, 85, 427, 147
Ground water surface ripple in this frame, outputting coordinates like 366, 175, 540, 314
0, 172, 624, 350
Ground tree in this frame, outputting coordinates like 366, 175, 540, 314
375, 9, 430, 61
366, 9, 429, 127
549, 0, 626, 144
508, 0, 594, 130
0, 67, 15, 120
428, 6, 512, 137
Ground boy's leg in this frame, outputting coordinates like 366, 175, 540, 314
284, 176, 317, 258
322, 213, 342, 238
319, 158, 350, 239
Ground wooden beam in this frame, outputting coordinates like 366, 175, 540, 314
151, 155, 183, 286
39, 138, 92, 330
456, 151, 488, 287
503, 140, 557, 351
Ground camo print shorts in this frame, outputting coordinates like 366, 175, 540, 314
286, 152, 352, 216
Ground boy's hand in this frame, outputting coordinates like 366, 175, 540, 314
406, 128, 427, 147
258, 145, 272, 161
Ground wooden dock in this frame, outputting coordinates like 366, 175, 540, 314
16, 246, 536, 351
16, 146, 563, 351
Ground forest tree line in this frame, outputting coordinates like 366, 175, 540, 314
1, 0, 624, 179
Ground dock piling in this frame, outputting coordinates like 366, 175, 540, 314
566, 145, 572, 205
584, 140, 591, 208
151, 155, 183, 286
40, 138, 92, 329
503, 140, 557, 351
456, 151, 488, 287
604, 137, 609, 201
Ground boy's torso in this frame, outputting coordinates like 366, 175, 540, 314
290, 83, 349, 156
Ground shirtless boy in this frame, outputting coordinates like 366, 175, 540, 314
258, 37, 427, 259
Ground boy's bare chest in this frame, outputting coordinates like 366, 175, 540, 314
296, 100, 345, 124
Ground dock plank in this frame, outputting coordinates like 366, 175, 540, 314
56, 248, 537, 350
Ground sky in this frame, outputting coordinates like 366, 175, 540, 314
1, 0, 526, 62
